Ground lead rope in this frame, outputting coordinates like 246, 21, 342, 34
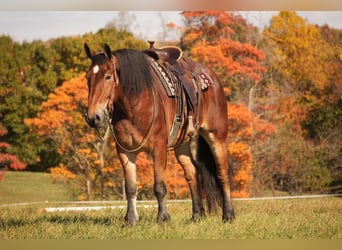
103, 89, 157, 153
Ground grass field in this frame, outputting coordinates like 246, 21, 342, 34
0, 172, 341, 239
0, 171, 72, 204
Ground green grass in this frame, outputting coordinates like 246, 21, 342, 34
0, 172, 341, 239
0, 198, 341, 239
0, 171, 72, 204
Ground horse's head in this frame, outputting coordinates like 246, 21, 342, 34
84, 43, 119, 128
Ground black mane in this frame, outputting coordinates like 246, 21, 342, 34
113, 49, 153, 96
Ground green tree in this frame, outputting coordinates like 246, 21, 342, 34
260, 12, 341, 194
25, 75, 122, 200
252, 126, 332, 194
0, 27, 148, 172
0, 36, 34, 164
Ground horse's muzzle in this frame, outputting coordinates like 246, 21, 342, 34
84, 109, 104, 128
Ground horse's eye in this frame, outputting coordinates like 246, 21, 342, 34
105, 74, 112, 81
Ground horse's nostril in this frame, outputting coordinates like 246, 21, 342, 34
95, 114, 101, 121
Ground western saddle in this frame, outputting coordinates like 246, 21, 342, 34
142, 41, 211, 149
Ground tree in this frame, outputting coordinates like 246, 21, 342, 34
262, 11, 334, 131
258, 12, 340, 194
25, 75, 121, 200
0, 36, 61, 168
228, 104, 275, 197
0, 26, 149, 173
179, 11, 266, 103
304, 99, 342, 194
0, 126, 26, 181
175, 11, 277, 197
252, 126, 332, 194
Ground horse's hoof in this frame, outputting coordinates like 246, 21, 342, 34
124, 214, 139, 226
222, 212, 235, 223
157, 212, 171, 223
191, 211, 206, 222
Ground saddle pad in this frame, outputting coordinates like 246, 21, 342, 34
197, 72, 212, 91
151, 59, 176, 96
151, 59, 212, 97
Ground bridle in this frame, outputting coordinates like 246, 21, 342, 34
95, 57, 157, 153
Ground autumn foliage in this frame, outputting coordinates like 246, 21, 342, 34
3, 11, 340, 198
0, 127, 26, 181
25, 75, 190, 200
24, 70, 267, 199
228, 104, 275, 197
180, 11, 266, 90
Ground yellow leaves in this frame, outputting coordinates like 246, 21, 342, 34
264, 11, 331, 100
50, 163, 76, 183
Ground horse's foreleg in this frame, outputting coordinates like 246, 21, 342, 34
153, 149, 170, 223
175, 143, 205, 221
118, 151, 139, 225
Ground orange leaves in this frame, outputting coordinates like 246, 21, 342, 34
181, 11, 266, 85
50, 163, 76, 183
228, 141, 253, 198
228, 103, 275, 143
41, 75, 88, 113
25, 74, 88, 136
184, 31, 204, 43
0, 154, 27, 170
0, 128, 27, 180
228, 142, 251, 163
136, 152, 153, 190
135, 152, 188, 199
227, 103, 275, 197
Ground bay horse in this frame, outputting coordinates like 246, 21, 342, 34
84, 42, 235, 224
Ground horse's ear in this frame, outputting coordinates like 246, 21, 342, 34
84, 43, 95, 59
104, 44, 112, 59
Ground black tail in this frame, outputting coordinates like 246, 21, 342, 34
194, 135, 223, 214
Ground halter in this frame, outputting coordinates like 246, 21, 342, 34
97, 57, 157, 153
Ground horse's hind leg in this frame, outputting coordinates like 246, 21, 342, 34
175, 142, 205, 221
153, 148, 170, 223
215, 142, 235, 222
201, 131, 235, 223
117, 151, 139, 225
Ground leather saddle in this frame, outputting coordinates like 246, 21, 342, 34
142, 41, 198, 111
143, 41, 182, 65
142, 41, 211, 148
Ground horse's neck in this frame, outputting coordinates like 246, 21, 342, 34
116, 90, 153, 125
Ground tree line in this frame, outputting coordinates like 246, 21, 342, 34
0, 11, 341, 199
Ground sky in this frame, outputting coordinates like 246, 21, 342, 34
0, 11, 341, 43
